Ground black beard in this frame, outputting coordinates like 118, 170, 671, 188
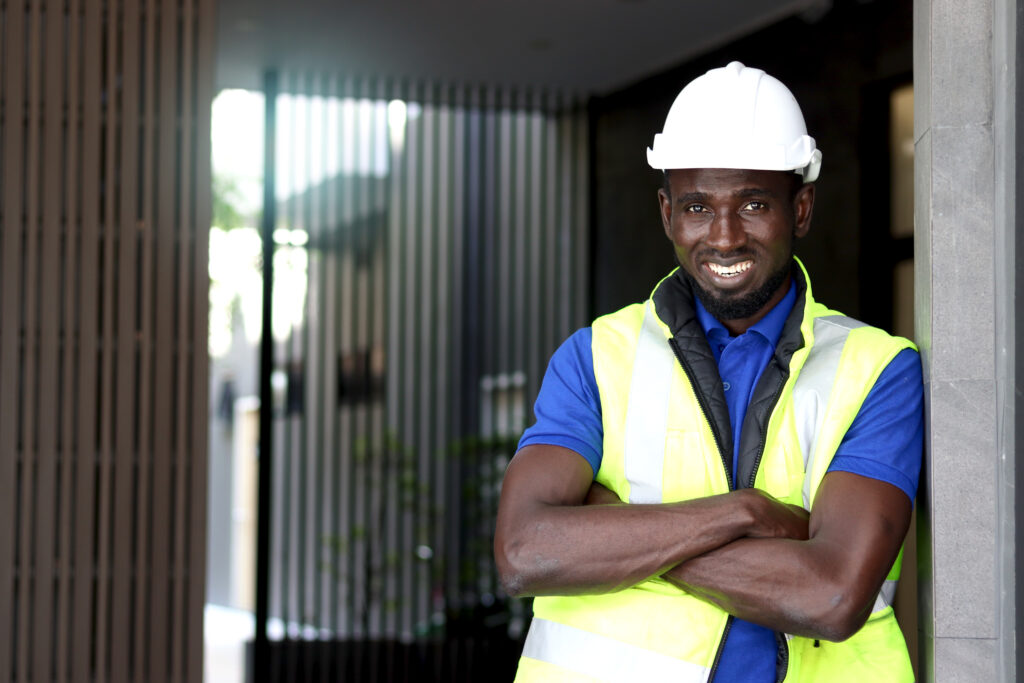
682, 257, 793, 322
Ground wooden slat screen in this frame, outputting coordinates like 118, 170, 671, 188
0, 1, 215, 681
255, 75, 589, 680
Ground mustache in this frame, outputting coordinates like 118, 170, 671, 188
691, 247, 757, 261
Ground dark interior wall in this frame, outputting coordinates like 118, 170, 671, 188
589, 0, 912, 319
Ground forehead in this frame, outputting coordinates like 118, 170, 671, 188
666, 168, 796, 197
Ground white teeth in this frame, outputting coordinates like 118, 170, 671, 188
707, 261, 752, 277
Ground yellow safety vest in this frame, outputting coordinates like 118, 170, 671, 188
515, 261, 916, 682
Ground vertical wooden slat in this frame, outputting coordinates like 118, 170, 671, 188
255, 68, 279, 683
72, 0, 104, 678
188, 0, 216, 677
148, 0, 178, 677
561, 107, 577, 335
315, 77, 336, 655
111, 0, 142, 678
573, 105, 589, 327
34, 0, 69, 677
296, 74, 312, 649
173, 0, 196, 679
369, 84, 388, 645
414, 82, 431, 639
57, 2, 84, 679
383, 79, 401, 642
432, 88, 451, 645
131, 0, 157, 679
308, 77, 325, 644
446, 85, 465, 616
527, 96, 544, 408
543, 95, 558, 363
332, 81, 346, 642
94, 0, 122, 676
0, 0, 26, 678
18, 2, 44, 679
281, 81, 298, 648
445, 85, 467, 616
323, 80, 340, 640
277, 82, 293, 640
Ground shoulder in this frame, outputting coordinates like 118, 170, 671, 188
806, 307, 916, 371
592, 302, 647, 334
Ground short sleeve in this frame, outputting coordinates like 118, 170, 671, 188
517, 328, 604, 477
827, 348, 924, 502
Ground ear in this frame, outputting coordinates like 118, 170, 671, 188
792, 183, 815, 239
658, 187, 673, 240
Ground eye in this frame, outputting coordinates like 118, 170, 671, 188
684, 204, 709, 214
742, 200, 767, 211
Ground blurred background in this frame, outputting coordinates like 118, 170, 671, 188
10, 0, 991, 681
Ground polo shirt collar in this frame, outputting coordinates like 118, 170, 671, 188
694, 280, 797, 348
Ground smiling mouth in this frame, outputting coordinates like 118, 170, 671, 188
706, 260, 753, 277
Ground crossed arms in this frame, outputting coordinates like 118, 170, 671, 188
493, 444, 911, 641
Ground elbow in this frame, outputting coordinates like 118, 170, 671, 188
495, 528, 566, 598
804, 588, 872, 643
814, 612, 867, 643
498, 567, 528, 599
495, 544, 525, 597
494, 533, 536, 598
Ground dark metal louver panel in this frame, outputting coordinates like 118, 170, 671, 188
255, 75, 589, 680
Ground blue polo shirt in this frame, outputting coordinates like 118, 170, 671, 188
519, 284, 923, 681
698, 284, 798, 682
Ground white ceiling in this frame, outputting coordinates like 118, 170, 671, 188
215, 0, 827, 94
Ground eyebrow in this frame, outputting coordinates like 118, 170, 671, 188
675, 191, 709, 205
675, 187, 777, 205
734, 187, 777, 199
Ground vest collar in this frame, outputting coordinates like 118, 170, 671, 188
650, 258, 811, 488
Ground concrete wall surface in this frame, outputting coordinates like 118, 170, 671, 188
914, 0, 1018, 680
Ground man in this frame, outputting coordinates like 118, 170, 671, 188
494, 62, 922, 682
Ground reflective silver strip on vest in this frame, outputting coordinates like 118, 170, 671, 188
872, 579, 898, 613
793, 317, 902, 617
522, 618, 710, 682
623, 303, 675, 504
793, 315, 865, 509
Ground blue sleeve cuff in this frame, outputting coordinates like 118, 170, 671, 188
825, 347, 923, 503
518, 434, 601, 476
827, 455, 918, 503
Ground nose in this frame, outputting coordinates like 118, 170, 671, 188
705, 212, 746, 252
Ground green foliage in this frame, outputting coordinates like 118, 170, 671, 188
212, 173, 249, 230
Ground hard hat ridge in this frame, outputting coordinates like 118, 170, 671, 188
647, 61, 822, 182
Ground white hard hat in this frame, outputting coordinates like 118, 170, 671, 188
647, 61, 822, 182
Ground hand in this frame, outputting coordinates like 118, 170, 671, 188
742, 489, 810, 541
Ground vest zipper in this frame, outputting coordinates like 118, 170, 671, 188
746, 369, 788, 488
667, 338, 732, 487
707, 616, 733, 683
667, 337, 734, 682
775, 631, 791, 682
755, 371, 791, 683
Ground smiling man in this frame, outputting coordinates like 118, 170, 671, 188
495, 62, 922, 682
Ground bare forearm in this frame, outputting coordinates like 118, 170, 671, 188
495, 445, 811, 599
666, 536, 871, 640
496, 494, 758, 597
663, 474, 912, 640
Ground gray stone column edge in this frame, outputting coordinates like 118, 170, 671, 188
914, 0, 1017, 681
